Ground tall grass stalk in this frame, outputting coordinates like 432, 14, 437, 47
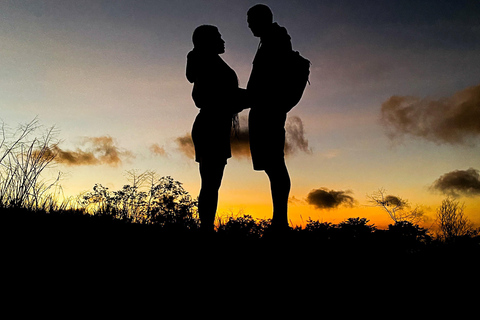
0, 119, 62, 211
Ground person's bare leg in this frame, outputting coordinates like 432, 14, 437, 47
198, 162, 225, 232
265, 161, 291, 229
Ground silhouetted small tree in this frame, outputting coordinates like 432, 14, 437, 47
436, 198, 474, 242
368, 189, 425, 224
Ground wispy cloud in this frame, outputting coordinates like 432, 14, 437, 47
149, 143, 167, 157
285, 116, 312, 155
380, 84, 480, 145
230, 121, 251, 158
431, 167, 480, 197
320, 149, 341, 159
52, 136, 133, 166
175, 134, 195, 159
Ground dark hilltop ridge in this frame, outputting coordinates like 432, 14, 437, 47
3, 205, 479, 266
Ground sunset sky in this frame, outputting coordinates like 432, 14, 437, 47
2, 0, 479, 228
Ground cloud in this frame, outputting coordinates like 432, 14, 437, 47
380, 84, 480, 145
306, 188, 356, 210
382, 195, 407, 208
431, 168, 480, 197
149, 143, 167, 157
52, 136, 133, 166
288, 195, 303, 205
230, 121, 251, 158
175, 134, 195, 159
321, 149, 341, 159
175, 116, 311, 159
285, 116, 312, 155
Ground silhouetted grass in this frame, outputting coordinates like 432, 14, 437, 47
0, 119, 62, 211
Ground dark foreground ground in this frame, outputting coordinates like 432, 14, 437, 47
2, 208, 479, 302
3, 208, 478, 261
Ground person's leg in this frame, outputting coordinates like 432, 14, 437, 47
265, 161, 291, 229
198, 161, 226, 232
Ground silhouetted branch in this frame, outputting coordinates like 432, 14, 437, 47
368, 188, 425, 224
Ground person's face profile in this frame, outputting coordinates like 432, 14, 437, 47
247, 15, 260, 37
247, 14, 269, 37
214, 31, 225, 54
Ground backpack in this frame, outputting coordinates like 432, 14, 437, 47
283, 50, 310, 112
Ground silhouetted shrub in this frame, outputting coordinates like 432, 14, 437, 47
388, 221, 430, 242
81, 176, 199, 230
336, 217, 376, 240
383, 221, 432, 253
148, 176, 199, 230
217, 214, 270, 239
304, 219, 334, 232
301, 219, 335, 243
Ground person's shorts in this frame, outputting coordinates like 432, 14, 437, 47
248, 110, 287, 171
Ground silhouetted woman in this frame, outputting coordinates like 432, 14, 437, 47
186, 25, 245, 232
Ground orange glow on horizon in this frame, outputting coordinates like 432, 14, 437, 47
51, 167, 480, 231
217, 201, 401, 229
217, 192, 480, 230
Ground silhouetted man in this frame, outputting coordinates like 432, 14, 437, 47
246, 4, 292, 231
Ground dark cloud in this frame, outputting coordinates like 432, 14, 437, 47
175, 116, 310, 159
431, 168, 480, 197
52, 136, 133, 166
230, 124, 251, 158
175, 134, 195, 159
285, 116, 312, 155
380, 84, 480, 145
149, 143, 167, 157
382, 195, 407, 208
306, 188, 356, 210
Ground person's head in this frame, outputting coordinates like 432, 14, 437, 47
192, 25, 225, 54
247, 4, 273, 37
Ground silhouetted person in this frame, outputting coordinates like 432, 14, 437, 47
246, 4, 292, 231
186, 25, 245, 232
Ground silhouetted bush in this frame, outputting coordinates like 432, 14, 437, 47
378, 221, 432, 254
300, 219, 336, 244
336, 217, 376, 241
388, 221, 430, 242
304, 219, 334, 233
81, 176, 199, 231
217, 214, 270, 239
